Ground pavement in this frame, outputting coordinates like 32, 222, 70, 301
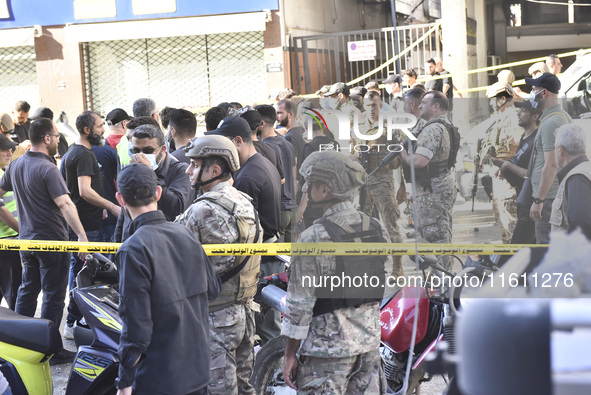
9, 196, 500, 394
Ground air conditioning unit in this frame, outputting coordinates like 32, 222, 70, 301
488, 56, 501, 76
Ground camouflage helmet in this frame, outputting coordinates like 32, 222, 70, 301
486, 81, 514, 99
184, 135, 240, 171
299, 150, 366, 200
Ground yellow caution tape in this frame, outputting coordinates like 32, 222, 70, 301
0, 240, 546, 256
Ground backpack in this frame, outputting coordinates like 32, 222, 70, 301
195, 191, 260, 282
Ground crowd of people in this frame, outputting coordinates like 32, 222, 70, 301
0, 50, 588, 393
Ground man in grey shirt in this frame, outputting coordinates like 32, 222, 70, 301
524, 73, 572, 244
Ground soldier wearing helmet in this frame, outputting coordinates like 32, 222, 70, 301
282, 150, 392, 393
469, 81, 524, 242
175, 134, 262, 395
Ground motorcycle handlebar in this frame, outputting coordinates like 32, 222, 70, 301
85, 253, 116, 273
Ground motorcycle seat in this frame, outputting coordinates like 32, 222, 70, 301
0, 307, 62, 355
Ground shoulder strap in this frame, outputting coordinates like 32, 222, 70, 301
540, 110, 569, 124
197, 191, 261, 283
219, 208, 260, 283
195, 191, 237, 214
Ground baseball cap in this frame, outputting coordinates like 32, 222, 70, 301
0, 133, 17, 151
383, 74, 402, 84
240, 110, 263, 132
514, 100, 541, 115
204, 116, 251, 140
525, 73, 561, 94
117, 163, 158, 201
106, 108, 131, 125
323, 82, 350, 97
315, 85, 331, 96
0, 113, 14, 133
29, 107, 54, 121
350, 86, 367, 97
365, 81, 380, 90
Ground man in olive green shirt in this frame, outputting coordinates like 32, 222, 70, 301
524, 73, 572, 243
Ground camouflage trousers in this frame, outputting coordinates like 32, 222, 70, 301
491, 177, 518, 243
296, 349, 385, 394
415, 177, 456, 270
208, 302, 256, 395
364, 171, 404, 278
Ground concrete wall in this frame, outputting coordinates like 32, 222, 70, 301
34, 26, 86, 122
264, 10, 288, 96
282, 0, 392, 37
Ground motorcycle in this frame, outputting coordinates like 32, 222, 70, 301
0, 253, 121, 394
250, 255, 483, 395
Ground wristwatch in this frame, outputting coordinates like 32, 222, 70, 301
534, 198, 543, 204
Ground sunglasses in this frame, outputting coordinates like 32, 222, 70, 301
131, 146, 160, 154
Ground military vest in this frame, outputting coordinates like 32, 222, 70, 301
196, 191, 262, 311
550, 161, 591, 233
312, 212, 387, 317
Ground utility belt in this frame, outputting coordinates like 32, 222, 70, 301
403, 160, 450, 193
428, 161, 449, 178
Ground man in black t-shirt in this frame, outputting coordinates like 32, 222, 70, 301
61, 111, 121, 337
435, 57, 454, 114
0, 118, 88, 363
11, 100, 30, 143
92, 142, 119, 242
256, 105, 297, 242
169, 108, 197, 165
240, 109, 285, 182
485, 100, 540, 249
424, 58, 443, 93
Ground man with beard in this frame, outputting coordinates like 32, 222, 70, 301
525, 73, 572, 244
61, 111, 121, 338
0, 118, 88, 364
11, 100, 30, 143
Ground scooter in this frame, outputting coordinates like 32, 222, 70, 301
251, 255, 473, 395
0, 253, 121, 394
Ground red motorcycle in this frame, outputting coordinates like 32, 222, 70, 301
251, 255, 472, 394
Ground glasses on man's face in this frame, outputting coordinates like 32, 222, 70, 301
131, 146, 159, 154
43, 134, 59, 138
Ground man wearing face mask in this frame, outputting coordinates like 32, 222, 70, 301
383, 73, 404, 112
323, 82, 364, 150
524, 73, 572, 244
61, 111, 122, 338
113, 124, 191, 242
176, 135, 262, 395
475, 82, 523, 242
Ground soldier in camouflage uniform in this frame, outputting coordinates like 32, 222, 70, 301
175, 135, 262, 395
361, 90, 404, 277
481, 82, 523, 242
282, 150, 392, 394
400, 91, 456, 270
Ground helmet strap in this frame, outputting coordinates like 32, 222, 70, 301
192, 166, 230, 190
